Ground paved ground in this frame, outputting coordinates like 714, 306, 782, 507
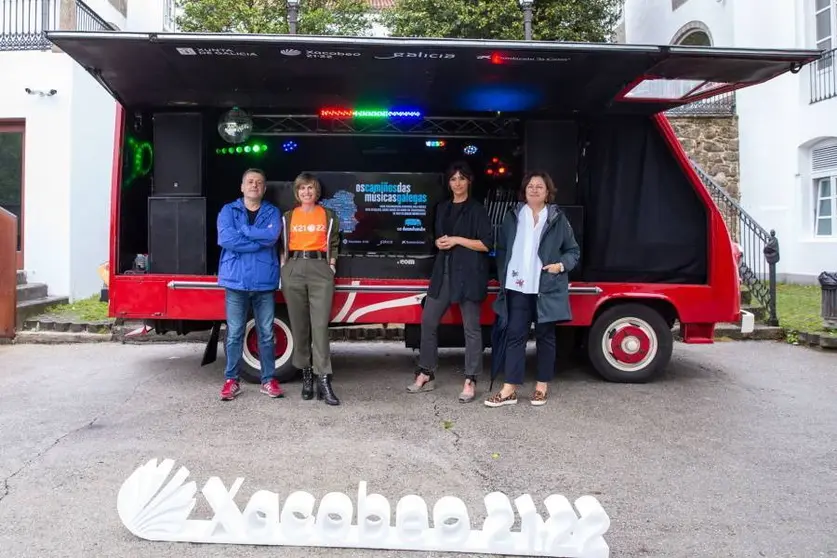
0, 339, 835, 558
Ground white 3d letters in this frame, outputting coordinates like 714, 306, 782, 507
117, 458, 611, 557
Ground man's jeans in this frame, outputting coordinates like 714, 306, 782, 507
224, 288, 276, 384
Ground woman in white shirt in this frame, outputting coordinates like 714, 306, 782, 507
485, 171, 580, 407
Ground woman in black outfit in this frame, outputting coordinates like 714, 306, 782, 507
407, 161, 493, 403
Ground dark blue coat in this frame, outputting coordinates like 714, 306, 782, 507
493, 203, 580, 323
217, 198, 282, 292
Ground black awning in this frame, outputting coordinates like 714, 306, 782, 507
46, 32, 821, 116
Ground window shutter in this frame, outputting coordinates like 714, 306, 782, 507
812, 142, 837, 173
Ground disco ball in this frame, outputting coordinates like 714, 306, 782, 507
217, 107, 253, 144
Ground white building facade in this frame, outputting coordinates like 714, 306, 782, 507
0, 0, 174, 302
622, 0, 837, 284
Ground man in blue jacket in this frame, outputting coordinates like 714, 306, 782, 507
217, 168, 283, 401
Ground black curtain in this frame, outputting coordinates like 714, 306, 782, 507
576, 115, 708, 284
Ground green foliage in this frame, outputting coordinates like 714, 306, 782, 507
42, 295, 111, 323
776, 283, 837, 340
381, 0, 622, 43
175, 0, 374, 36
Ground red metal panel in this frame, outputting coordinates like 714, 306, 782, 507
166, 285, 226, 320
110, 276, 168, 319
108, 105, 125, 318
0, 208, 17, 339
652, 113, 740, 324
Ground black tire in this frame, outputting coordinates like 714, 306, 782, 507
239, 306, 300, 384
587, 303, 673, 383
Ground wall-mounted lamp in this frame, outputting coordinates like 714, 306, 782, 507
25, 88, 57, 97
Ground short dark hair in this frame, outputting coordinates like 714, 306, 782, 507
519, 170, 557, 203
445, 161, 474, 190
242, 168, 266, 182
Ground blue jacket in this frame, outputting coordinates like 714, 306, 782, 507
217, 198, 282, 292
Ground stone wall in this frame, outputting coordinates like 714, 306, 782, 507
668, 116, 740, 200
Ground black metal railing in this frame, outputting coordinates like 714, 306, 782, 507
1, 0, 114, 51
691, 161, 779, 326
666, 91, 736, 117
810, 47, 837, 104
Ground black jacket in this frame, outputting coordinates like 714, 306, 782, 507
493, 203, 580, 323
427, 197, 494, 303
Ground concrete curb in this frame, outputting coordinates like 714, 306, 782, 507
790, 330, 837, 350
8, 320, 794, 346
8, 330, 114, 344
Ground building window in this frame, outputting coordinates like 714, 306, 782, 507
671, 21, 713, 46
816, 0, 836, 59
812, 141, 837, 237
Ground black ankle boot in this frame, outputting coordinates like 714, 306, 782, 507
301, 368, 315, 400
317, 374, 340, 406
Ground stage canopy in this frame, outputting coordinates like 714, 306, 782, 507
47, 31, 821, 116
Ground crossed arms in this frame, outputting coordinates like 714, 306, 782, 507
217, 206, 281, 253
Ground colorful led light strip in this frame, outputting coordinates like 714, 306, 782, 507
216, 143, 268, 155
319, 107, 423, 119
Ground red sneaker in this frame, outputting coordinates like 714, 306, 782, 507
220, 379, 241, 401
260, 378, 284, 398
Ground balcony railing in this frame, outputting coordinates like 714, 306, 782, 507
810, 47, 837, 104
666, 91, 736, 117
1, 0, 115, 51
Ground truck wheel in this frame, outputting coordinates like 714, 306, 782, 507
588, 303, 673, 383
239, 308, 298, 384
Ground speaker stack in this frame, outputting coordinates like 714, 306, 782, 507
147, 112, 207, 275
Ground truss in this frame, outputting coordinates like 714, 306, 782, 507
251, 114, 520, 139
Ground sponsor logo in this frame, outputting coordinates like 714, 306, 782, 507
175, 47, 257, 57
291, 224, 327, 233
476, 53, 569, 63
374, 51, 455, 60
398, 218, 426, 233
281, 48, 361, 59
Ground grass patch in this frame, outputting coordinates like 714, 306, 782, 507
776, 283, 837, 339
41, 295, 110, 322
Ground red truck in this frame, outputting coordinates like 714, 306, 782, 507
48, 30, 819, 384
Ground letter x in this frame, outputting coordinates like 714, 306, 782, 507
202, 476, 246, 539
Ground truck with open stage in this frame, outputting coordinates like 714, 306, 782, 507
46, 30, 820, 384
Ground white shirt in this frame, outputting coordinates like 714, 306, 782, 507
505, 204, 548, 294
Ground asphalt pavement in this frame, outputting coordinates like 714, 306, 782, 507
0, 338, 835, 558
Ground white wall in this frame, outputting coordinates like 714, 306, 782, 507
0, 51, 74, 297
623, 0, 837, 282
126, 0, 173, 31
68, 62, 116, 300
0, 49, 117, 301
81, 0, 127, 30
624, 0, 733, 46
733, 0, 837, 282
733, 0, 802, 280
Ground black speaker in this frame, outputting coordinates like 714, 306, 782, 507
524, 120, 579, 206
148, 196, 207, 274
153, 112, 204, 196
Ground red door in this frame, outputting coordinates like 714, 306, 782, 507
0, 121, 25, 269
